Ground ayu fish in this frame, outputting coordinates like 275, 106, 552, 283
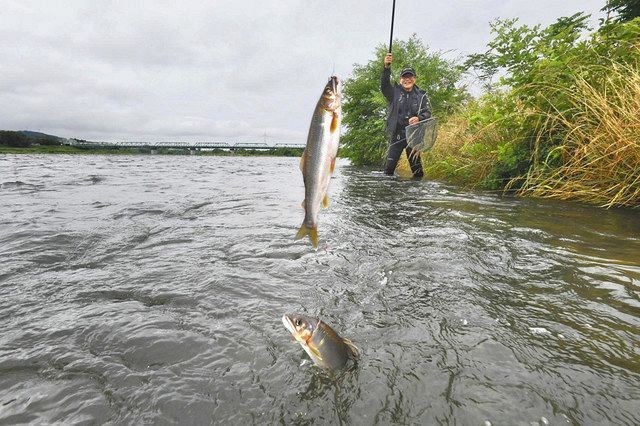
282, 313, 358, 370
295, 76, 342, 248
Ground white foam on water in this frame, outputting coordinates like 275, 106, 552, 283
529, 327, 550, 335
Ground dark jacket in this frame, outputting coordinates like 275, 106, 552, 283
380, 67, 432, 137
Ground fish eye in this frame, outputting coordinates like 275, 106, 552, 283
295, 319, 302, 327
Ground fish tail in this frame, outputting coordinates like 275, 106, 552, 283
295, 224, 318, 248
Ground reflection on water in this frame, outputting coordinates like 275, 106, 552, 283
0, 154, 638, 424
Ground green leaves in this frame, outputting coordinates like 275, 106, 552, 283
465, 13, 592, 90
603, 0, 640, 23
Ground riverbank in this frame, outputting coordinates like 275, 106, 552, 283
0, 145, 138, 155
0, 145, 304, 157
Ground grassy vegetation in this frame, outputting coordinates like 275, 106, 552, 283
0, 144, 139, 155
516, 62, 640, 207
211, 147, 304, 157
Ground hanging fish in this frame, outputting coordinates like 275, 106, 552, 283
295, 76, 341, 248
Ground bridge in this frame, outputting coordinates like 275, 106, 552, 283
64, 139, 306, 151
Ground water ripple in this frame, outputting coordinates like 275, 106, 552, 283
0, 154, 638, 424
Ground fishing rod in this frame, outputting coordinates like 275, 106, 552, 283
378, 0, 397, 169
389, 0, 396, 53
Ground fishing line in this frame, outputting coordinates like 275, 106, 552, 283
389, 136, 407, 145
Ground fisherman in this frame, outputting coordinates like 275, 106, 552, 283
380, 53, 431, 178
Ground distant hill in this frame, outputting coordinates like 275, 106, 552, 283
19, 130, 64, 141
0, 130, 65, 147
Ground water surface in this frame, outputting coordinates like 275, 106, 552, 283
1, 154, 638, 424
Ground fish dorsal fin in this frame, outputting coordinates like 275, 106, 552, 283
330, 157, 335, 174
322, 194, 329, 209
342, 338, 359, 358
330, 112, 339, 133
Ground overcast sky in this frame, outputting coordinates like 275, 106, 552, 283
0, 0, 606, 143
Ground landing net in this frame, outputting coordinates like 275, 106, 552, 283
405, 117, 438, 153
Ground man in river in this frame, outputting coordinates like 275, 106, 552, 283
380, 53, 431, 178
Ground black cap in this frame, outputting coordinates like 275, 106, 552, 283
400, 67, 416, 77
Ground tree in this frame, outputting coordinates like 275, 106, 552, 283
0, 131, 31, 147
603, 0, 640, 23
464, 13, 591, 89
341, 35, 467, 166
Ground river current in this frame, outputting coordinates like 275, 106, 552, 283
0, 154, 638, 425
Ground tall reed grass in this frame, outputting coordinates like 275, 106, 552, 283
416, 116, 503, 187
517, 62, 640, 208
401, 61, 640, 209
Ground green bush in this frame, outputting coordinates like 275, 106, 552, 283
35, 136, 63, 146
456, 14, 640, 195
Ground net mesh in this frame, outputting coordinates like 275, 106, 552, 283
405, 117, 438, 153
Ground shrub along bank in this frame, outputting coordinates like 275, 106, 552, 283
424, 15, 640, 208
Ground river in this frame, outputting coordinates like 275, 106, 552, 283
1, 154, 638, 425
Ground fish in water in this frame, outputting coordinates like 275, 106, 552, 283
295, 76, 342, 248
282, 313, 358, 370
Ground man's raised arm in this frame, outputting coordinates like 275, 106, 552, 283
380, 53, 394, 103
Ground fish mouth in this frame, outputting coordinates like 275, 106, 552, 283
330, 76, 340, 94
282, 314, 312, 346
321, 76, 342, 111
331, 77, 342, 103
282, 315, 304, 344
282, 315, 296, 336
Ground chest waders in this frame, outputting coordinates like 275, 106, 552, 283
384, 92, 427, 178
385, 131, 424, 178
